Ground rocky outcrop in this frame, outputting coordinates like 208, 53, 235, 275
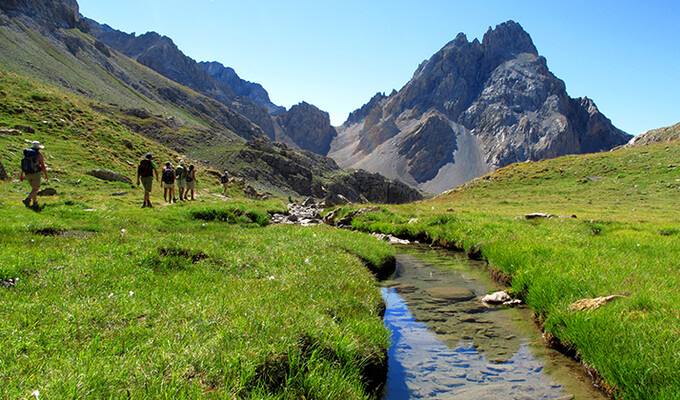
625, 122, 680, 148
229, 140, 421, 204
330, 21, 632, 194
325, 170, 423, 205
276, 102, 338, 155
201, 61, 285, 116
0, 0, 79, 29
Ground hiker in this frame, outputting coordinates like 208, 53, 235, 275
19, 141, 48, 210
136, 153, 159, 208
185, 164, 197, 200
175, 159, 187, 201
161, 162, 176, 203
220, 170, 229, 195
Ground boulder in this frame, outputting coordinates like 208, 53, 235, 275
37, 187, 57, 196
86, 169, 132, 184
481, 291, 511, 304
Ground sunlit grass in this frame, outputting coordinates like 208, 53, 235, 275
348, 140, 680, 399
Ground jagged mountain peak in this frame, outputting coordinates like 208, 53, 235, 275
481, 20, 537, 58
331, 21, 631, 194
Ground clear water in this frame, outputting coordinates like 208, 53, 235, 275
381, 249, 605, 400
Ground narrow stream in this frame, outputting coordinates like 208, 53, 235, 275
381, 246, 606, 399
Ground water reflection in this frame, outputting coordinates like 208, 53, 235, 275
383, 288, 566, 399
382, 251, 605, 399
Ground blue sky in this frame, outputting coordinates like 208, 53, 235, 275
77, 0, 679, 135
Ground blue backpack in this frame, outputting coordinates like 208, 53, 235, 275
21, 149, 41, 174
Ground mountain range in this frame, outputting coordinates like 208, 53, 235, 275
330, 21, 632, 193
1, 0, 634, 197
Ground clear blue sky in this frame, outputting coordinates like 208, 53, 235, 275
77, 0, 679, 135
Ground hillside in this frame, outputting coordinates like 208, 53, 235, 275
626, 121, 680, 148
0, 1, 421, 203
341, 138, 680, 399
330, 21, 632, 194
0, 74, 397, 399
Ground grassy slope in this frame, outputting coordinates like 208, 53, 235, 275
0, 72, 394, 399
349, 141, 680, 399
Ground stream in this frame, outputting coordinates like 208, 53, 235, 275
381, 246, 606, 400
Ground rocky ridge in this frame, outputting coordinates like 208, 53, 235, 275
330, 21, 632, 194
231, 139, 422, 204
625, 122, 680, 148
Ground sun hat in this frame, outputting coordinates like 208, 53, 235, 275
145, 153, 152, 159
179, 159, 185, 165
31, 141, 44, 149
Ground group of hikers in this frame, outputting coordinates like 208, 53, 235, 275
136, 153, 198, 208
136, 153, 230, 208
18, 141, 231, 210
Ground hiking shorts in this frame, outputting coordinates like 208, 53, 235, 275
186, 181, 195, 190
177, 178, 187, 189
25, 172, 41, 189
141, 176, 153, 192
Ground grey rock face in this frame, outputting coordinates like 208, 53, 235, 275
331, 21, 632, 194
200, 61, 285, 116
231, 140, 421, 204
325, 170, 423, 205
276, 102, 338, 155
0, 0, 79, 29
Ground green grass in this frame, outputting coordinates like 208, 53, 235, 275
347, 140, 680, 399
0, 71, 394, 399
0, 199, 393, 399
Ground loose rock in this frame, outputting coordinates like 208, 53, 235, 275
568, 295, 624, 311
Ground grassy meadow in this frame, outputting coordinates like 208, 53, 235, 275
346, 140, 680, 399
0, 72, 394, 399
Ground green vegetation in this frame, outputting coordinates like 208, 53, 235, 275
347, 140, 680, 399
0, 72, 393, 399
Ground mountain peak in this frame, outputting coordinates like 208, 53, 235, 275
482, 20, 537, 57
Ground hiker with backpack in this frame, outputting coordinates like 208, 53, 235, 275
161, 162, 176, 203
175, 159, 187, 201
19, 141, 48, 210
136, 153, 159, 208
220, 170, 229, 195
185, 164, 197, 201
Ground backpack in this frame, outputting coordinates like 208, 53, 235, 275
162, 168, 175, 184
175, 165, 185, 180
21, 149, 41, 174
186, 169, 194, 183
138, 159, 153, 177
220, 173, 229, 184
